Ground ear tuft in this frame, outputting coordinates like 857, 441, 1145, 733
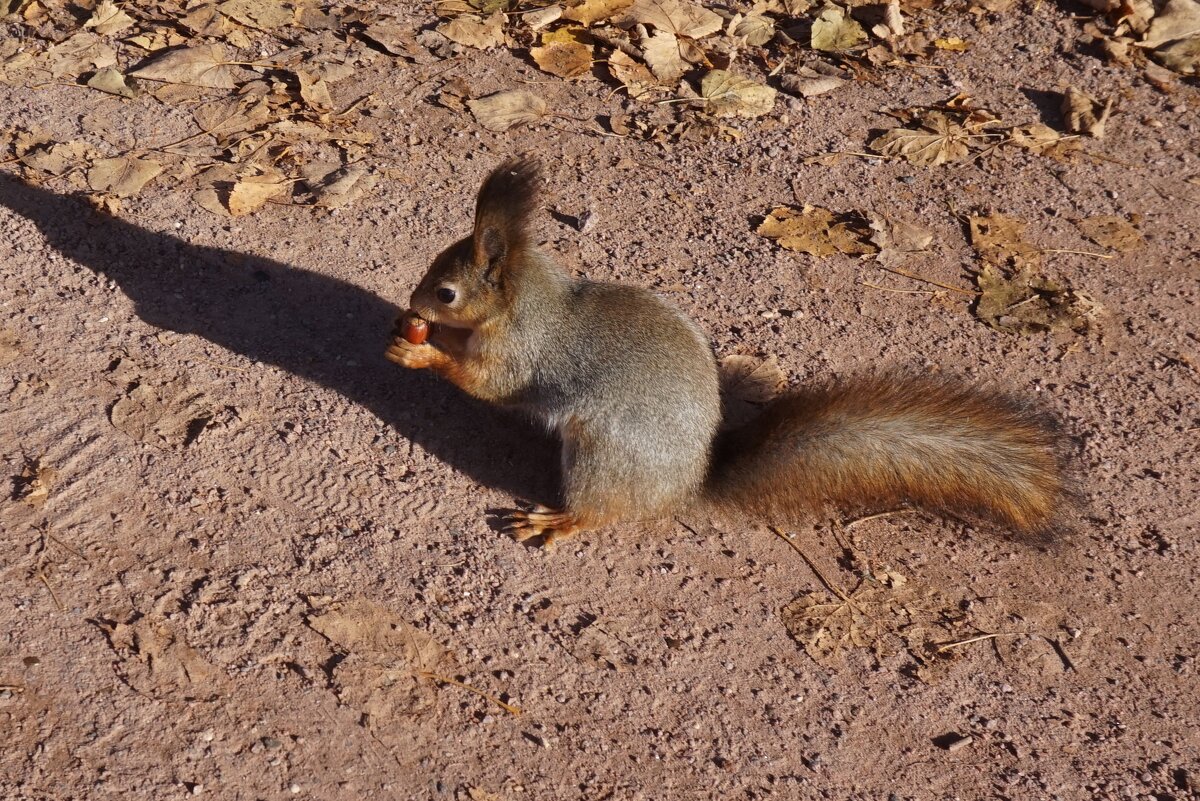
472, 155, 541, 267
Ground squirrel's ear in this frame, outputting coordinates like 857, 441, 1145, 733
472, 156, 540, 274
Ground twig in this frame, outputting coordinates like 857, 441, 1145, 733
590, 29, 644, 61
38, 571, 63, 611
877, 265, 979, 296
1039, 248, 1114, 260
418, 671, 522, 716
842, 509, 914, 529
769, 526, 850, 602
935, 632, 1000, 653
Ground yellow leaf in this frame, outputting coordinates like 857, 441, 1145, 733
227, 174, 288, 216
810, 4, 866, 52
699, 69, 776, 118
933, 37, 971, 51
438, 11, 506, 49
531, 40, 593, 78
562, 0, 633, 26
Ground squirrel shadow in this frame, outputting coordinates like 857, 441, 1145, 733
0, 175, 559, 509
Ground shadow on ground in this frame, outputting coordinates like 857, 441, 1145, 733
0, 174, 558, 507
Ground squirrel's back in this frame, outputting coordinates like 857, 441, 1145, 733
707, 375, 1068, 536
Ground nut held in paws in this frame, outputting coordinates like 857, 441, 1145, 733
401, 313, 429, 345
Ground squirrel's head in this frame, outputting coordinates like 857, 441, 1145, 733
410, 156, 541, 328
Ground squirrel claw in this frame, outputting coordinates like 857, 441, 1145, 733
385, 336, 439, 370
504, 507, 580, 549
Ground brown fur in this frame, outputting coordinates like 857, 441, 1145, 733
389, 158, 1073, 544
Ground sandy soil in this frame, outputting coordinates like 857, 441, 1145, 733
2, 1, 1198, 799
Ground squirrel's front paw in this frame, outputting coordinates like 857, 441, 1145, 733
385, 337, 441, 370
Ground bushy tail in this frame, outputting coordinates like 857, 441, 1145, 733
705, 376, 1069, 537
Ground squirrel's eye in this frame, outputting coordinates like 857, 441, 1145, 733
436, 286, 457, 304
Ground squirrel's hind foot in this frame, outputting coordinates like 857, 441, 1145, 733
503, 506, 581, 549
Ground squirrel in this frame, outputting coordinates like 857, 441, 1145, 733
385, 157, 1068, 547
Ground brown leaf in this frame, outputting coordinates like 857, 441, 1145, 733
1142, 0, 1200, 74
779, 67, 846, 97
438, 11, 506, 49
1061, 86, 1113, 138
607, 49, 657, 97
84, 0, 135, 36
732, 13, 775, 46
14, 459, 55, 508
87, 156, 163, 197
968, 213, 1039, 265
869, 216, 934, 267
630, 0, 723, 38
1008, 123, 1082, 159
757, 205, 876, 257
699, 69, 776, 118
44, 33, 117, 79
974, 264, 1101, 335
132, 44, 239, 89
468, 90, 548, 131
296, 69, 334, 111
1076, 215, 1143, 252
227, 173, 289, 216
563, 0, 633, 25
301, 163, 377, 209
870, 112, 971, 166
219, 0, 295, 30
719, 354, 786, 429
531, 39, 593, 78
86, 67, 137, 98
810, 3, 867, 52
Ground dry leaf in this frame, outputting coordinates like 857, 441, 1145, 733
968, 213, 1039, 264
870, 112, 971, 166
607, 49, 657, 97
44, 33, 117, 78
630, 0, 722, 38
531, 39, 593, 78
19, 140, 94, 175
86, 67, 137, 98
869, 216, 934, 267
88, 156, 162, 197
873, 0, 903, 39
563, 0, 633, 25
439, 11, 506, 49
642, 31, 690, 83
361, 21, 428, 59
296, 69, 333, 111
1076, 215, 1143, 251
227, 173, 288, 216
132, 44, 239, 88
700, 69, 776, 118
468, 90, 548, 131
780, 71, 845, 97
14, 459, 55, 508
933, 36, 970, 51
525, 5, 563, 28
733, 13, 775, 45
719, 354, 786, 429
302, 163, 377, 209
219, 0, 295, 30
1061, 86, 1112, 138
757, 205, 875, 256
1142, 0, 1200, 74
810, 3, 867, 52
84, 0, 135, 36
1009, 123, 1082, 159
974, 263, 1100, 335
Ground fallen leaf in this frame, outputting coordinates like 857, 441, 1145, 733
719, 354, 787, 429
438, 11, 506, 49
227, 173, 289, 216
525, 5, 563, 29
219, 0, 295, 30
132, 44, 239, 89
19, 140, 94, 175
780, 71, 845, 97
302, 162, 377, 209
88, 156, 163, 197
84, 0, 135, 36
869, 216, 934, 267
873, 0, 903, 39
1142, 0, 1200, 74
1061, 86, 1112, 138
531, 39, 593, 78
1076, 215, 1143, 251
933, 36, 970, 51
296, 69, 333, 110
607, 49, 657, 97
468, 90, 548, 131
192, 96, 271, 142
968, 213, 1039, 265
44, 33, 117, 78
14, 459, 55, 508
869, 112, 971, 166
1009, 123, 1082, 159
563, 0, 633, 25
974, 263, 1100, 335
360, 21, 428, 60
86, 67, 137, 98
810, 3, 867, 52
642, 31, 690, 84
630, 0, 722, 38
733, 13, 775, 46
700, 69, 776, 118
757, 205, 876, 256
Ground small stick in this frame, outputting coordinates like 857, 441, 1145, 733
935, 632, 1000, 653
860, 281, 937, 294
769, 526, 850, 602
1039, 248, 1114, 260
877, 265, 979, 296
0, 684, 25, 692
842, 509, 914, 528
418, 671, 522, 716
38, 571, 63, 611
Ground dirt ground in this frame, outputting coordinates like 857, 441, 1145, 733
2, 1, 1199, 799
